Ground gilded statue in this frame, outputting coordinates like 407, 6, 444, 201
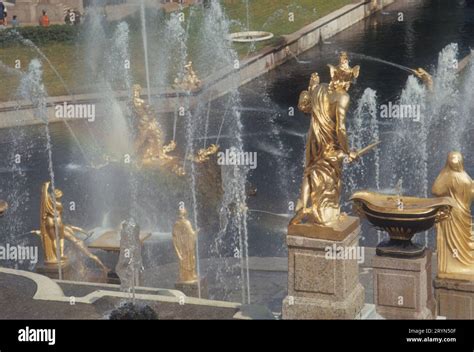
189, 144, 219, 163
172, 207, 198, 283
432, 152, 474, 280
291, 52, 376, 226
131, 84, 179, 165
131, 84, 218, 175
173, 61, 202, 91
32, 182, 108, 273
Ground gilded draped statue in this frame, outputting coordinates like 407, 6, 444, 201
432, 152, 474, 281
291, 52, 363, 226
33, 182, 108, 273
172, 207, 198, 283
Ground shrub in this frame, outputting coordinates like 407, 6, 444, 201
0, 25, 80, 46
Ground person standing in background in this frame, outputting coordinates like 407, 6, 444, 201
39, 9, 49, 27
11, 15, 18, 28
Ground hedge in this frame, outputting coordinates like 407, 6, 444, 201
0, 25, 81, 46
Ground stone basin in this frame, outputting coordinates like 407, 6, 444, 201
350, 191, 455, 258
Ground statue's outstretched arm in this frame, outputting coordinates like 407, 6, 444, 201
68, 225, 91, 237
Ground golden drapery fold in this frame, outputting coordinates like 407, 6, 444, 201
293, 83, 349, 225
433, 152, 474, 280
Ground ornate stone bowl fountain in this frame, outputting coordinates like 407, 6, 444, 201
351, 191, 455, 258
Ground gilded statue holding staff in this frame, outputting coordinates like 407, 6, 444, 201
291, 52, 379, 226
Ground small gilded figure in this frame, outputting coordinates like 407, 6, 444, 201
172, 207, 198, 283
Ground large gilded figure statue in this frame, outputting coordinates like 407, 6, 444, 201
172, 207, 198, 283
432, 152, 474, 280
291, 52, 361, 226
131, 84, 218, 175
131, 84, 178, 165
34, 182, 108, 272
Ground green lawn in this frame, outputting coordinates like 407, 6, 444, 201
224, 0, 354, 54
0, 0, 353, 101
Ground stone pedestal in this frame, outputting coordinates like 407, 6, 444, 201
175, 277, 208, 299
372, 251, 435, 319
36, 261, 71, 280
282, 216, 364, 319
434, 278, 474, 319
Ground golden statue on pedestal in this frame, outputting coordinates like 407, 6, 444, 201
32, 182, 108, 273
173, 61, 202, 92
172, 207, 198, 283
291, 52, 377, 226
433, 152, 474, 280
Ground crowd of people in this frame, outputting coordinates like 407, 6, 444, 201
0, 1, 83, 29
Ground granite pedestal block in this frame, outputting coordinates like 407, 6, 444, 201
434, 277, 474, 319
373, 251, 435, 319
282, 216, 364, 319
